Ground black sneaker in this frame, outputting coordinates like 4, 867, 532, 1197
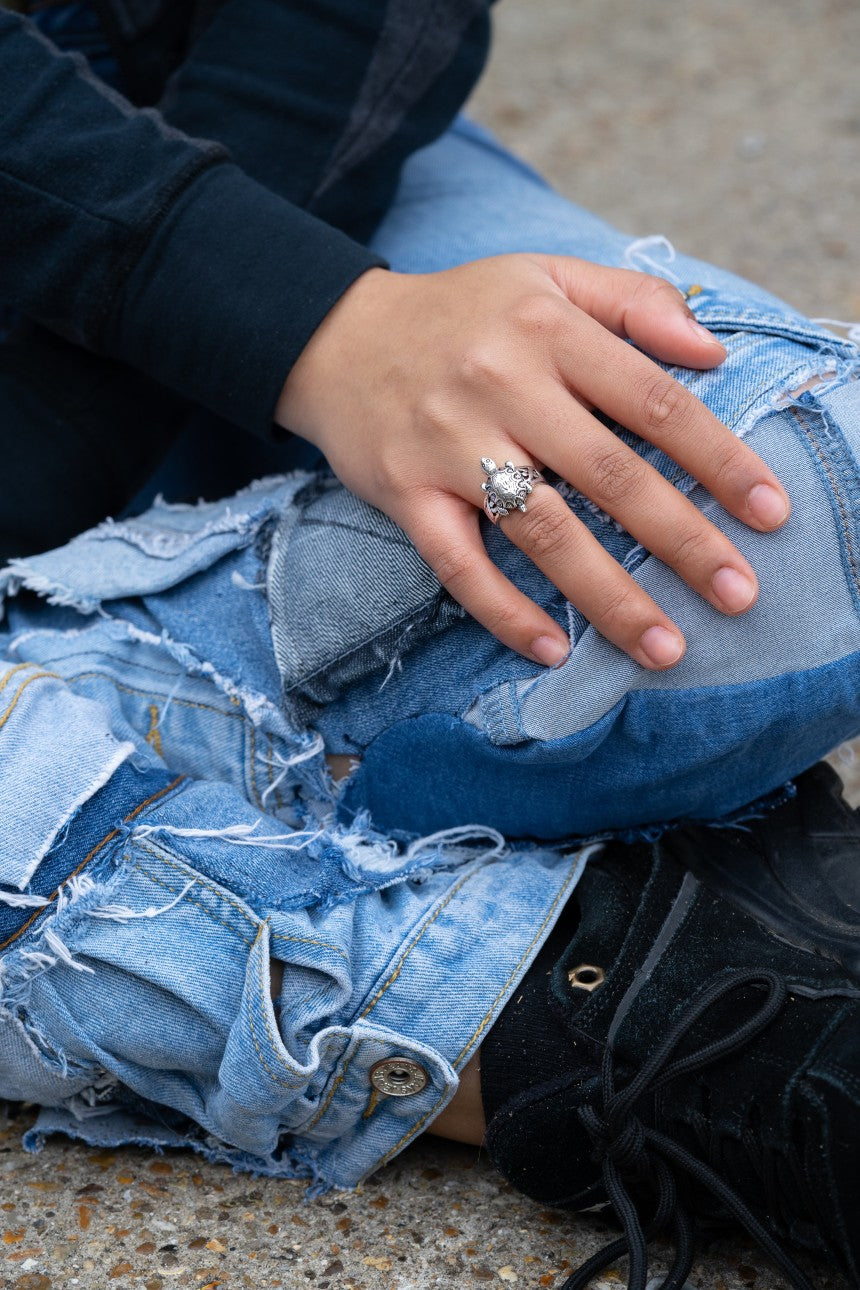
481, 828, 860, 1290
668, 760, 860, 982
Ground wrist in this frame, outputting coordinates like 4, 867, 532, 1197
273, 266, 394, 449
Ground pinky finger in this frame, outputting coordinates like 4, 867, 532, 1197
409, 495, 571, 666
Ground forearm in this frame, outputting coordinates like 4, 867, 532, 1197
0, 10, 382, 437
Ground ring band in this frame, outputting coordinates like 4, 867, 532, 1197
480, 457, 545, 523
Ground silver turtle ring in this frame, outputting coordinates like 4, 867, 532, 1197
480, 457, 545, 523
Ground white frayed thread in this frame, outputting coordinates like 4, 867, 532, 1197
811, 317, 860, 345
405, 824, 506, 862
41, 928, 94, 975
623, 234, 682, 285
259, 732, 326, 809
231, 570, 266, 592
0, 889, 51, 909
377, 624, 416, 693
55, 872, 98, 914
89, 877, 197, 923
565, 601, 578, 650
621, 542, 646, 573
132, 820, 323, 851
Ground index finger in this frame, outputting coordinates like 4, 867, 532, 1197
554, 304, 791, 533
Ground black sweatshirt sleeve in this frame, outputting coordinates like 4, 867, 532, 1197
0, 10, 385, 436
0, 1, 491, 437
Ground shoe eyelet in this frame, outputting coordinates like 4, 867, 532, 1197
567, 963, 605, 992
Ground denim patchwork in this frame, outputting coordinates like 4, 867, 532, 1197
2, 118, 860, 1190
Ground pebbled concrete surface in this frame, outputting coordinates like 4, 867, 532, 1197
2, 3, 858, 1289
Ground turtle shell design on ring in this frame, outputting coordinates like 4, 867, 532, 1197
481, 457, 544, 523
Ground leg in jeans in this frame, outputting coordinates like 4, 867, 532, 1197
0, 119, 859, 1279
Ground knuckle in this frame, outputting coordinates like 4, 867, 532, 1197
593, 581, 641, 634
706, 439, 749, 493
414, 389, 460, 443
513, 291, 567, 337
484, 599, 529, 641
665, 521, 713, 570
638, 373, 691, 435
516, 500, 572, 560
368, 445, 404, 496
428, 542, 477, 591
458, 343, 508, 391
634, 273, 683, 306
581, 444, 646, 509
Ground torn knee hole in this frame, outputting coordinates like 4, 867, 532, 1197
326, 753, 361, 783
787, 373, 836, 398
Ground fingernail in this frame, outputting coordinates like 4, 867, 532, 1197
638, 625, 684, 668
747, 482, 789, 528
712, 565, 757, 613
687, 316, 725, 348
531, 635, 569, 667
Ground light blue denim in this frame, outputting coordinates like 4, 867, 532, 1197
1, 117, 859, 1191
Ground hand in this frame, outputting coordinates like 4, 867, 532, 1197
276, 255, 790, 670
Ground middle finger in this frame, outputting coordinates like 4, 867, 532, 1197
517, 387, 761, 617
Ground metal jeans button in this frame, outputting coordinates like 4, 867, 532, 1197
369, 1057, 429, 1097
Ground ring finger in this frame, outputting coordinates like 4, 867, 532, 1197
491, 474, 688, 668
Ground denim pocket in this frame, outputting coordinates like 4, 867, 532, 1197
267, 475, 462, 725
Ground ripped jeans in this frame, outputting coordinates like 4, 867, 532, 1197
1, 117, 859, 1191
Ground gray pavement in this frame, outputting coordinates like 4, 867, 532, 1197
3, 3, 859, 1288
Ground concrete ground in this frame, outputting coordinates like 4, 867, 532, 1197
3, 3, 859, 1289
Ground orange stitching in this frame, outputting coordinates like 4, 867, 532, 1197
367, 855, 586, 1175
0, 671, 60, 731
67, 671, 241, 722
310, 870, 479, 1140
454, 854, 584, 1064
131, 847, 256, 940
304, 1052, 354, 1131
359, 870, 476, 1019
132, 842, 346, 958
271, 933, 348, 961
0, 774, 185, 952
0, 661, 36, 696
129, 860, 255, 944
144, 704, 164, 759
65, 669, 279, 814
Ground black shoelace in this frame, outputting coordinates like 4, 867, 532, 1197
559, 969, 817, 1290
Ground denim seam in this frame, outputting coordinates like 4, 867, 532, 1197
280, 595, 444, 699
129, 853, 257, 945
130, 843, 347, 959
65, 669, 266, 810
790, 407, 860, 601
66, 670, 244, 722
302, 870, 480, 1136
246, 924, 306, 1092
359, 869, 477, 1019
303, 1051, 353, 1131
0, 660, 38, 695
452, 850, 585, 1064
0, 670, 61, 731
0, 775, 185, 953
368, 852, 587, 1177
